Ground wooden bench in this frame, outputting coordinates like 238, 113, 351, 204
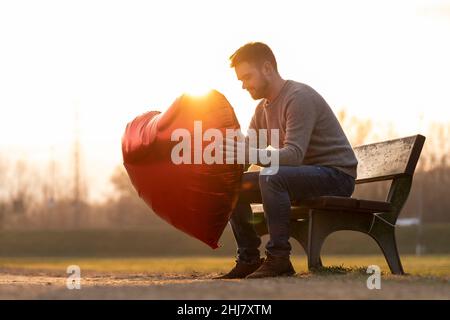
250, 134, 426, 275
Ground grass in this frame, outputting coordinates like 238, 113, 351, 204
310, 264, 369, 276
1, 255, 449, 279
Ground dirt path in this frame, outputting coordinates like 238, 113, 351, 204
1, 269, 448, 299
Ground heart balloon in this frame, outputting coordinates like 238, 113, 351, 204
122, 90, 243, 248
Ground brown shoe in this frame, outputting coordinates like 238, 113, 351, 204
213, 258, 264, 279
245, 254, 296, 279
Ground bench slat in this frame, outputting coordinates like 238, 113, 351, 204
252, 196, 392, 215
354, 134, 425, 183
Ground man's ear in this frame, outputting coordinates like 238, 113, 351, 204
262, 61, 273, 76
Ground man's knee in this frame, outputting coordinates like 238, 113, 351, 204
258, 171, 286, 191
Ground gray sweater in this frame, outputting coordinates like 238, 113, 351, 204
247, 80, 358, 178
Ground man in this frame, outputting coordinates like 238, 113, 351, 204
215, 42, 358, 279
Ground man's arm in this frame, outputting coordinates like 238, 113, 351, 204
274, 92, 318, 165
225, 93, 317, 167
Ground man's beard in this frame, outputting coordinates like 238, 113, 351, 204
249, 79, 269, 100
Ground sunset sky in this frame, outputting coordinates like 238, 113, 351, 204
1, 0, 449, 202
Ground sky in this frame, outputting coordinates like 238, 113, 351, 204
1, 0, 449, 202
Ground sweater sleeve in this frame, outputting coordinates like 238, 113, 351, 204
275, 92, 318, 166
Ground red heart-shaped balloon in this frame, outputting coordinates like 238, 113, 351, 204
122, 90, 243, 248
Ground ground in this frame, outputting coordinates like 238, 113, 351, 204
0, 255, 449, 299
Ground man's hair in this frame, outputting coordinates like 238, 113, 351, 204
229, 42, 278, 71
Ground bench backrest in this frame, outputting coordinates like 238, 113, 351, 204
353, 134, 425, 224
354, 134, 426, 184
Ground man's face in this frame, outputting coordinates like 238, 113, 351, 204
235, 61, 270, 100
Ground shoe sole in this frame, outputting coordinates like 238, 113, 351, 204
212, 276, 246, 280
246, 270, 296, 279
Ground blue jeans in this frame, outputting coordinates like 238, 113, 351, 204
229, 165, 355, 263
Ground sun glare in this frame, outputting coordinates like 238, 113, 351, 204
184, 86, 213, 98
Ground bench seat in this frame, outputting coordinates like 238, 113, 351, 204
295, 196, 392, 214
252, 196, 392, 216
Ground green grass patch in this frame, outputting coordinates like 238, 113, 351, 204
1, 255, 449, 279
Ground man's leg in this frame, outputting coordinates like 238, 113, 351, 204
259, 165, 355, 258
229, 171, 262, 264
213, 172, 264, 279
245, 165, 355, 278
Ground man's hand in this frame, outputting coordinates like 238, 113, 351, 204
219, 130, 256, 165
219, 130, 275, 166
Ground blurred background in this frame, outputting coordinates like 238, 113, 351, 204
0, 0, 449, 258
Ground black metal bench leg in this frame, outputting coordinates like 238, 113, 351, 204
307, 210, 329, 271
369, 219, 405, 275
290, 220, 323, 267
